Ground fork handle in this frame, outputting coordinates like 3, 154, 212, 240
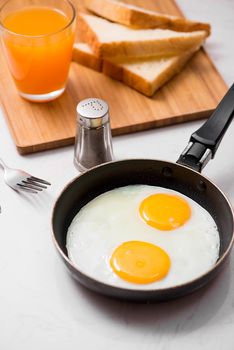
0, 158, 8, 170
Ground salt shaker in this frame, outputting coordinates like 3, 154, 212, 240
74, 98, 114, 172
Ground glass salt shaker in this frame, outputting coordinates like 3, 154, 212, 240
74, 98, 114, 172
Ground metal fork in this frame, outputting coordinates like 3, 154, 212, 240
0, 158, 51, 194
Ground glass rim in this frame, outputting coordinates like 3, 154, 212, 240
0, 0, 76, 38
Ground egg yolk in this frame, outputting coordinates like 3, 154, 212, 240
139, 193, 191, 231
110, 241, 171, 284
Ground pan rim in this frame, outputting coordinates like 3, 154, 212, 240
51, 158, 234, 294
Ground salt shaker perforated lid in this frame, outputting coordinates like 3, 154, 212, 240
74, 98, 114, 172
77, 98, 109, 128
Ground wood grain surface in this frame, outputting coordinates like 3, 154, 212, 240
0, 0, 228, 154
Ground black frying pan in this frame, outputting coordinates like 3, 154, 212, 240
52, 84, 234, 301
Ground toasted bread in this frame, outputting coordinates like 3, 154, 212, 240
73, 43, 102, 71
84, 0, 210, 33
78, 13, 207, 58
73, 42, 200, 96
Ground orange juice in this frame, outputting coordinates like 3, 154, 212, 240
1, 5, 75, 100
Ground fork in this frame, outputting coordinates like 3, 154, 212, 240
0, 158, 51, 194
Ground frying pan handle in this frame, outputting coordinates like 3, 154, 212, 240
177, 83, 234, 172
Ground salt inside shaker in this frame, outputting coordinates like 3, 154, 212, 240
74, 98, 114, 172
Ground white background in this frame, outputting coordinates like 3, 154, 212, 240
1, 1, 234, 349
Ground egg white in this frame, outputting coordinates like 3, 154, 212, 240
66, 185, 220, 290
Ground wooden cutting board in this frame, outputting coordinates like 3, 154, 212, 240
0, 0, 227, 154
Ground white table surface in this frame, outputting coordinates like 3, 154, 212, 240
1, 1, 234, 349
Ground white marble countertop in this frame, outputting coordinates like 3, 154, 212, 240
1, 1, 234, 349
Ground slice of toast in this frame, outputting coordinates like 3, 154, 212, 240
73, 43, 200, 96
84, 0, 210, 33
73, 43, 102, 71
78, 13, 208, 58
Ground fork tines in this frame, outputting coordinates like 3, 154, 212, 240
17, 176, 51, 194
29, 176, 51, 185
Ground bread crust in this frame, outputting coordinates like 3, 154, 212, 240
84, 0, 211, 34
77, 14, 102, 55
73, 44, 102, 71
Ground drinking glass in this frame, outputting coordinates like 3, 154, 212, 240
0, 0, 76, 102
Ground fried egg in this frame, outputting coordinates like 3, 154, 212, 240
66, 185, 220, 290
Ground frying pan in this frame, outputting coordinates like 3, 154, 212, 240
52, 84, 234, 301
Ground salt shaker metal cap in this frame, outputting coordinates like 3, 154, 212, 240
74, 98, 114, 172
77, 98, 109, 128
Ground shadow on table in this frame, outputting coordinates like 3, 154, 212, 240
56, 254, 233, 336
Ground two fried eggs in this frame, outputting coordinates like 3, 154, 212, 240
66, 185, 220, 289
